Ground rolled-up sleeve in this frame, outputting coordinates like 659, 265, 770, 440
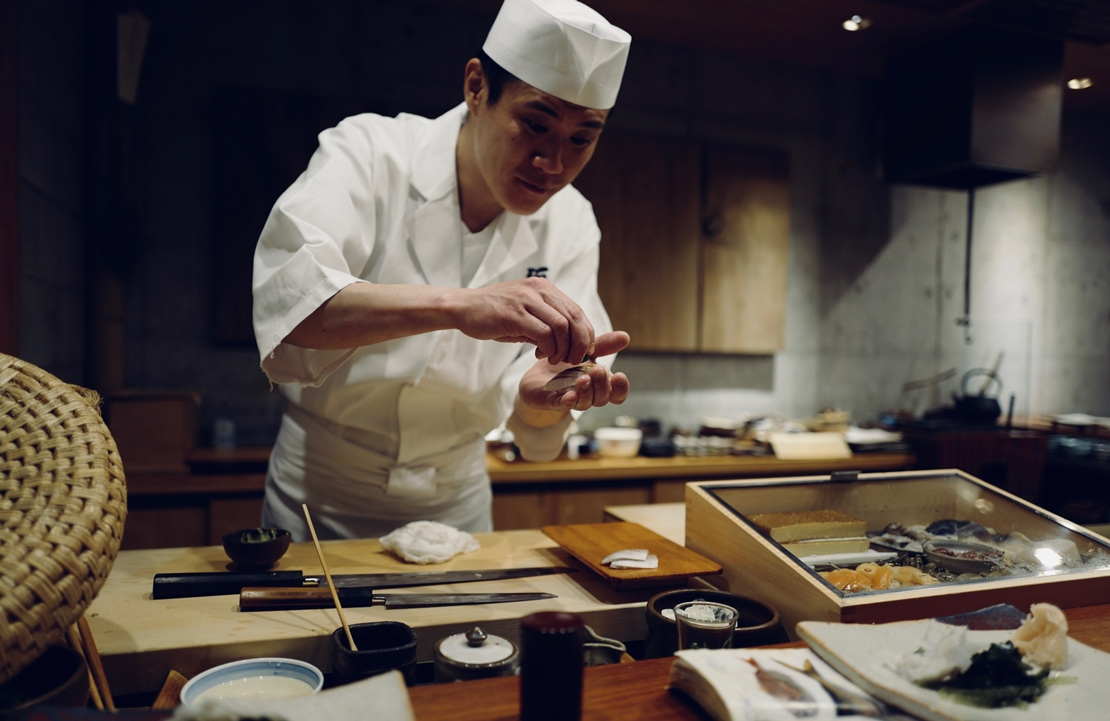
252, 119, 380, 386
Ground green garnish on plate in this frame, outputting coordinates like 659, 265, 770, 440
924, 641, 1054, 708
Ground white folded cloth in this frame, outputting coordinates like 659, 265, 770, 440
379, 520, 480, 564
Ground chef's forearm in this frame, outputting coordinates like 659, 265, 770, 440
283, 282, 455, 349
512, 398, 571, 429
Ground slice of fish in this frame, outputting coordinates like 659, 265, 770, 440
543, 363, 596, 393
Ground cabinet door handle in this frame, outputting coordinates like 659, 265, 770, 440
701, 213, 723, 239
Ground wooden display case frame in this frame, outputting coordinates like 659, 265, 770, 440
685, 469, 1110, 638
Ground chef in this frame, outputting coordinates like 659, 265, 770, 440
252, 0, 633, 541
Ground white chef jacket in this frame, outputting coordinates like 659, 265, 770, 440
252, 102, 613, 540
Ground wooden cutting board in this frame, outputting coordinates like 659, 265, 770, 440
541, 522, 722, 590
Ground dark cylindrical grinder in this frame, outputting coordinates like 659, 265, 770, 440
519, 611, 585, 721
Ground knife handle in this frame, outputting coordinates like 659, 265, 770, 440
152, 570, 305, 599
239, 586, 378, 611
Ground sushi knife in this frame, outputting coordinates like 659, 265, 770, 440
238, 586, 557, 611
152, 566, 574, 600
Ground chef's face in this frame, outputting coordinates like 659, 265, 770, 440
466, 63, 609, 216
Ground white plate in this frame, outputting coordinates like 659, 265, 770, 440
797, 618, 1108, 721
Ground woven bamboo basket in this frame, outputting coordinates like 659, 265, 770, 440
0, 354, 127, 685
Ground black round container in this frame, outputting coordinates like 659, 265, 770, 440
644, 589, 787, 658
331, 621, 418, 687
0, 645, 89, 717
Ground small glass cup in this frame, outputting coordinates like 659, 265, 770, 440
674, 601, 738, 650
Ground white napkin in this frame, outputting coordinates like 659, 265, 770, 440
172, 669, 414, 721
379, 520, 480, 564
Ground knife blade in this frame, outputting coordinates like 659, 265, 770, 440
238, 586, 557, 611
151, 566, 573, 599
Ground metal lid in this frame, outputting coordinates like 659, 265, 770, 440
435, 627, 516, 667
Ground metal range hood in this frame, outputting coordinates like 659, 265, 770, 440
882, 26, 1065, 190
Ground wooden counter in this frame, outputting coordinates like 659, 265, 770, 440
88, 529, 670, 698
485, 450, 915, 484
92, 501, 1110, 718
487, 450, 914, 528
408, 602, 1110, 721
123, 449, 916, 548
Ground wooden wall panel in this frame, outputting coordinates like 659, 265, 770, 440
122, 506, 208, 550
574, 132, 701, 352
699, 144, 791, 354
209, 498, 266, 545
492, 490, 550, 530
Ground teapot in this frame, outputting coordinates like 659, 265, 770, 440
952, 367, 1002, 423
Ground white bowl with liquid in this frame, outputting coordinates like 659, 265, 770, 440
180, 657, 324, 705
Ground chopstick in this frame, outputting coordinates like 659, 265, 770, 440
301, 503, 359, 651
67, 615, 115, 711
66, 625, 103, 710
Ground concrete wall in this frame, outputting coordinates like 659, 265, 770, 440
17, 0, 1110, 446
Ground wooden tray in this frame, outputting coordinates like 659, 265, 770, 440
541, 522, 722, 590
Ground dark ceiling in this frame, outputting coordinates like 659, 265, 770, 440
421, 0, 1110, 117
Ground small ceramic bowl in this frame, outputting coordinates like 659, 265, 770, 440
180, 657, 323, 705
221, 527, 291, 570
594, 427, 643, 458
924, 539, 1005, 575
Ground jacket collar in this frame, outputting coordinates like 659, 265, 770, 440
411, 103, 467, 205
410, 103, 538, 289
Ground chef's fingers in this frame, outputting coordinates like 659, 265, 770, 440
590, 330, 630, 360
461, 279, 594, 363
606, 371, 631, 405
528, 295, 593, 365
564, 367, 630, 411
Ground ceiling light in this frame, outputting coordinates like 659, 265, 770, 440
1067, 77, 1094, 90
842, 15, 871, 32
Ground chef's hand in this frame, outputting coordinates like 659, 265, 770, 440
517, 331, 631, 418
450, 277, 595, 366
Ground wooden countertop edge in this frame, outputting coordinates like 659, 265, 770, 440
485, 451, 915, 483
127, 449, 915, 495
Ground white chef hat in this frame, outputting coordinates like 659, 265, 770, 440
482, 0, 631, 110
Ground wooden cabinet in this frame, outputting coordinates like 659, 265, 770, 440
121, 449, 915, 547
122, 470, 269, 549
574, 131, 790, 353
486, 451, 917, 530
491, 481, 653, 530
700, 144, 791, 353
574, 132, 701, 350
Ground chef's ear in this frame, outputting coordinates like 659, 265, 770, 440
464, 58, 487, 113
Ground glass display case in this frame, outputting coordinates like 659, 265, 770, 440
685, 469, 1110, 637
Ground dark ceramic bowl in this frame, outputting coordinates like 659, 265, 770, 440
222, 527, 292, 570
0, 645, 89, 715
644, 588, 787, 658
332, 622, 418, 687
924, 539, 1005, 575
